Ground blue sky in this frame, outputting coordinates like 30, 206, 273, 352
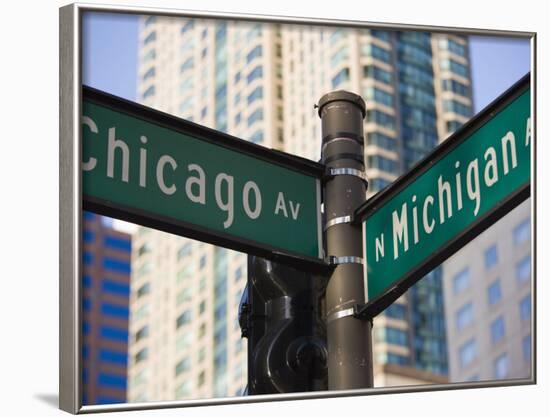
82, 12, 530, 113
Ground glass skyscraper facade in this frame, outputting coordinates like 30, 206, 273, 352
81, 211, 132, 405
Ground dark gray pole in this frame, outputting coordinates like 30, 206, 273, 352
317, 91, 373, 390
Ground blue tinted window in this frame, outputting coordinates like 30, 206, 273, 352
247, 108, 263, 127
83, 230, 95, 243
387, 353, 410, 365
82, 298, 92, 312
522, 335, 531, 361
82, 321, 90, 335
453, 268, 470, 294
331, 68, 350, 88
83, 275, 92, 288
98, 373, 127, 390
367, 133, 397, 152
487, 280, 502, 305
459, 339, 477, 368
513, 219, 530, 245
82, 368, 88, 384
103, 258, 131, 274
142, 85, 155, 99
144, 31, 156, 45
366, 110, 396, 130
247, 66, 263, 84
246, 45, 262, 63
82, 344, 89, 359
516, 257, 531, 283
181, 20, 194, 34
180, 57, 194, 72
83, 252, 94, 265
100, 326, 128, 342
456, 302, 474, 331
520, 295, 531, 321
250, 130, 264, 144
176, 310, 192, 328
99, 349, 128, 366
385, 327, 408, 346
494, 354, 508, 379
104, 235, 131, 252
101, 302, 129, 319
484, 245, 498, 269
247, 86, 263, 105
102, 280, 130, 297
384, 303, 407, 320
490, 316, 506, 344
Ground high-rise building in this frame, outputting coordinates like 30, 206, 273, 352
82, 211, 132, 405
130, 15, 476, 401
442, 200, 532, 382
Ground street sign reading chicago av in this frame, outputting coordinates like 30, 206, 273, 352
355, 74, 531, 318
82, 86, 324, 268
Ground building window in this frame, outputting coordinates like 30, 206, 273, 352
143, 31, 156, 45
198, 371, 206, 387
384, 303, 407, 320
199, 300, 206, 314
135, 325, 149, 342
516, 256, 531, 283
235, 338, 244, 353
247, 108, 263, 126
494, 354, 508, 379
367, 155, 398, 173
439, 38, 467, 57
331, 67, 350, 88
519, 294, 531, 321
455, 302, 474, 331
453, 268, 470, 294
364, 86, 394, 107
383, 327, 408, 346
247, 65, 263, 84
330, 47, 349, 68
175, 357, 191, 376
143, 49, 156, 62
180, 57, 194, 73
199, 255, 207, 269
137, 282, 151, 298
176, 287, 193, 305
143, 67, 155, 81
247, 86, 263, 105
513, 219, 530, 245
458, 339, 477, 368
446, 120, 463, 133
484, 245, 498, 269
142, 86, 155, 99
176, 310, 192, 328
246, 45, 262, 64
361, 44, 391, 63
363, 65, 392, 84
181, 20, 194, 35
443, 100, 471, 117
522, 335, 531, 361
367, 133, 397, 152
366, 110, 396, 130
134, 348, 148, 364
487, 280, 502, 305
442, 79, 469, 96
177, 243, 193, 261
440, 58, 468, 78
490, 316, 506, 344
250, 130, 263, 144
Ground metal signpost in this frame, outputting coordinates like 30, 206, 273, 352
82, 86, 325, 270
355, 74, 531, 319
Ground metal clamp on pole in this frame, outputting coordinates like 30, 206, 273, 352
324, 215, 353, 231
326, 255, 364, 266
323, 167, 369, 189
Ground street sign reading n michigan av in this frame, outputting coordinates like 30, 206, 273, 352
82, 86, 324, 269
355, 74, 531, 318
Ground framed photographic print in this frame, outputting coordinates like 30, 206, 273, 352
59, 2, 535, 414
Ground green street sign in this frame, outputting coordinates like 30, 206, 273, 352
356, 74, 531, 317
82, 87, 325, 269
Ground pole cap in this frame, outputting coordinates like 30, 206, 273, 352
316, 90, 366, 118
